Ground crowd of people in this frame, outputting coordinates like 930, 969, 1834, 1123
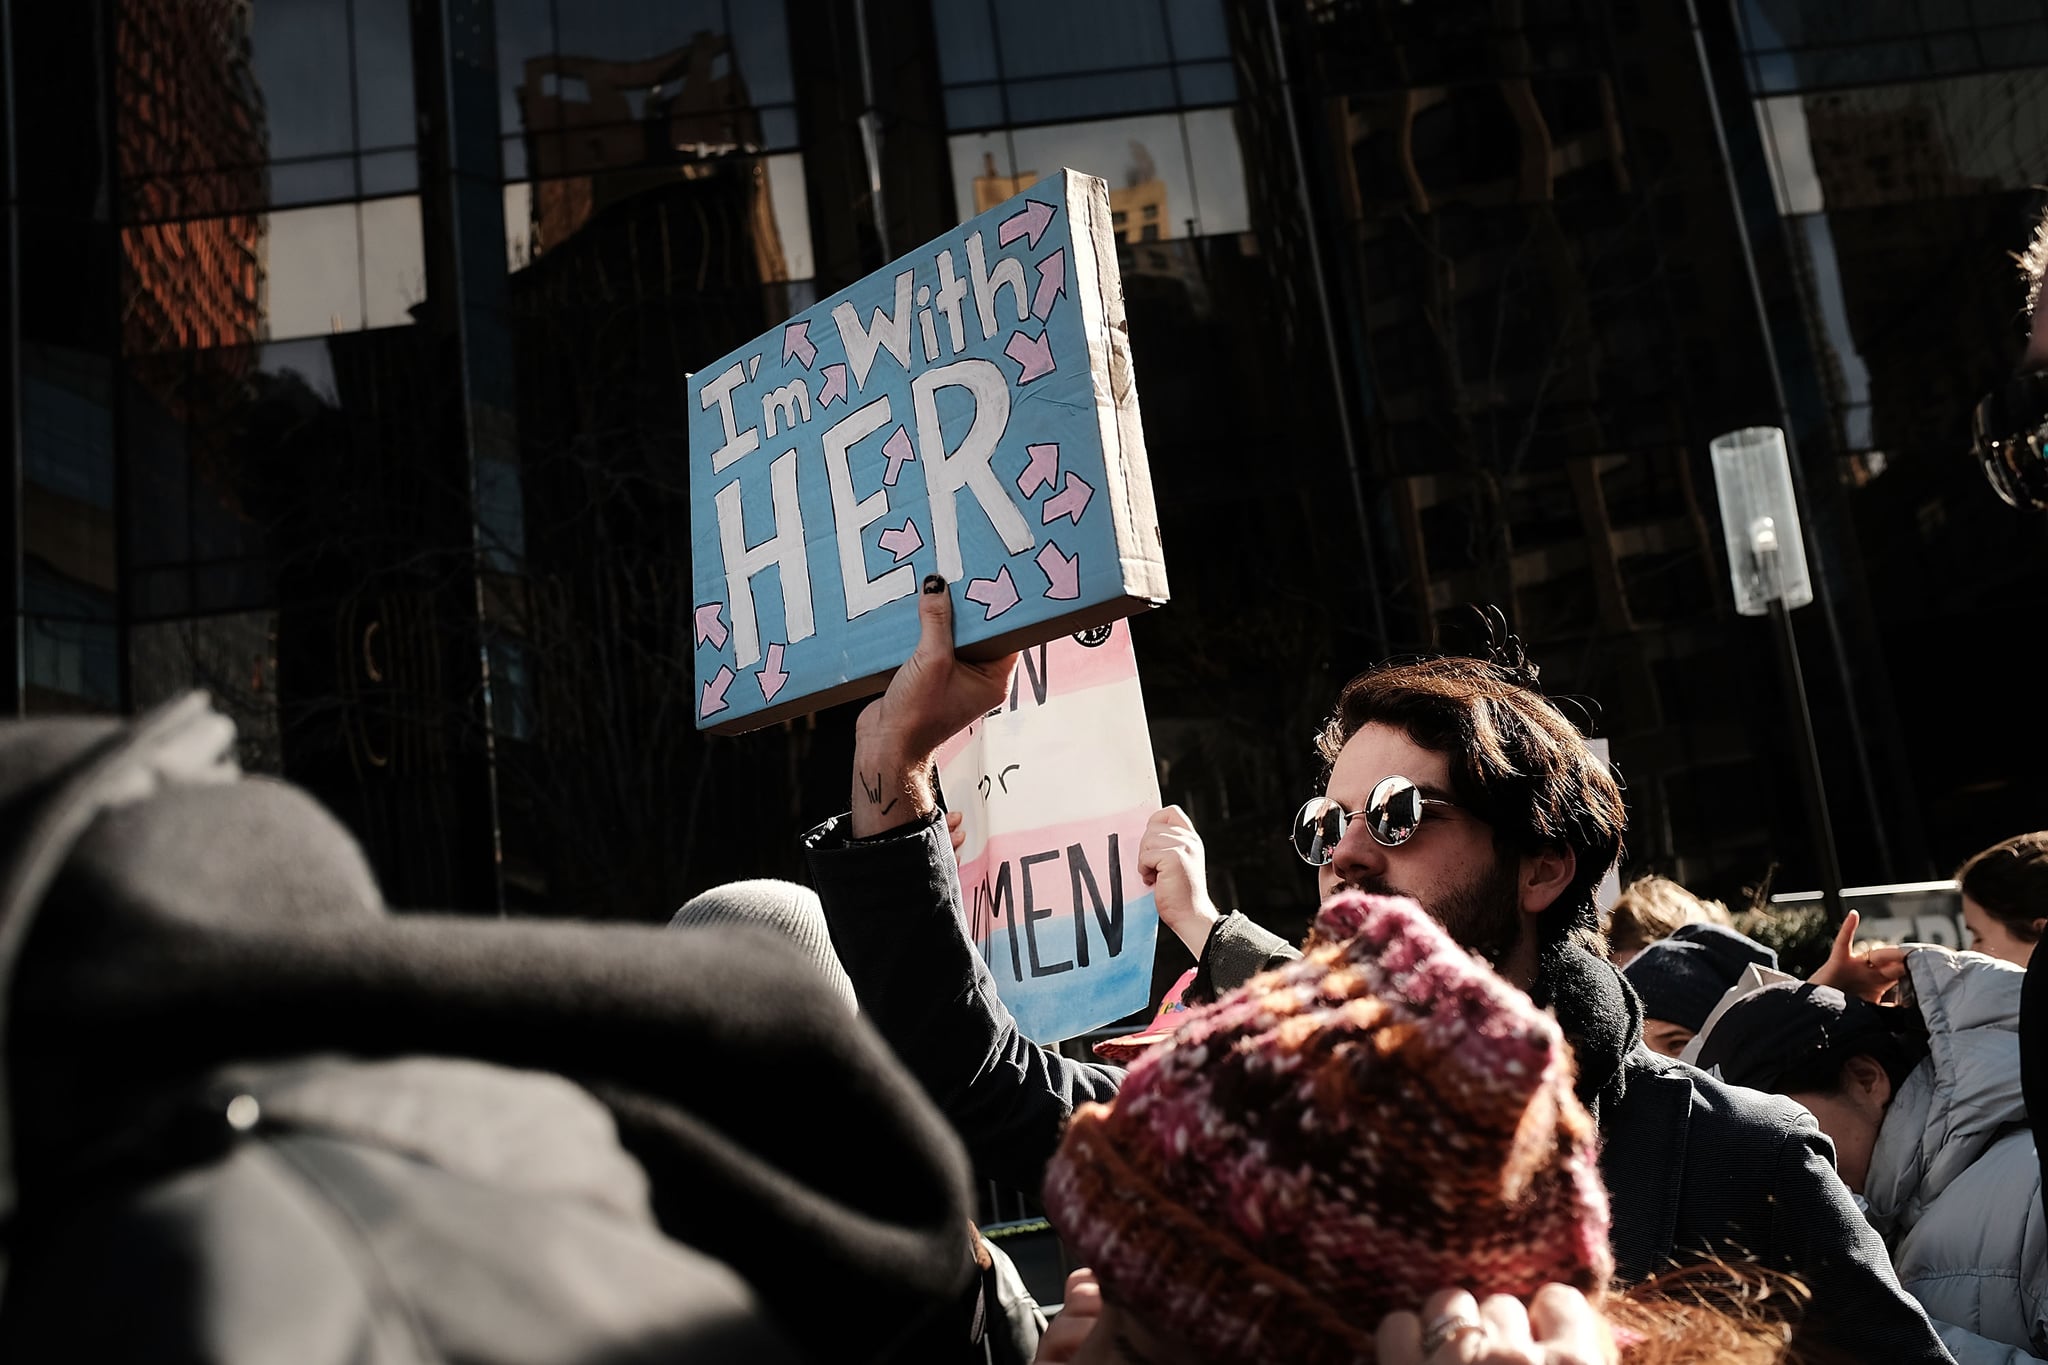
811, 580, 2045, 1364
4, 573, 2039, 1364
5, 152, 2048, 1365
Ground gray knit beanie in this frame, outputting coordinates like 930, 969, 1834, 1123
669, 879, 857, 1014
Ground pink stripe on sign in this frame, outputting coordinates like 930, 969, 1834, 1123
954, 802, 1158, 918
1033, 617, 1140, 695
933, 618, 1141, 768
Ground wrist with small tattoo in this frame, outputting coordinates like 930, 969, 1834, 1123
850, 739, 937, 838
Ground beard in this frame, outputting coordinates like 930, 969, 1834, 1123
1347, 854, 1523, 968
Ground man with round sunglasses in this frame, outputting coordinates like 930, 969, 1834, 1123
1148, 656, 1626, 1009
802, 584, 1953, 1365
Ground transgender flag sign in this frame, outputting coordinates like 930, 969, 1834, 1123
936, 619, 1161, 1043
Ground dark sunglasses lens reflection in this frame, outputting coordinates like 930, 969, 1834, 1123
1367, 777, 1423, 846
1973, 376, 2048, 511
1293, 797, 1344, 866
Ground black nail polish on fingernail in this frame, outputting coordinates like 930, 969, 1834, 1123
923, 574, 946, 594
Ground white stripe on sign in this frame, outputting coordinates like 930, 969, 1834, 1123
942, 673, 1160, 864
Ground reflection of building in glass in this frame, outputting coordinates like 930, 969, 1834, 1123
516, 31, 787, 282
19, 345, 120, 713
1113, 183, 1207, 306
1290, 3, 1905, 899
972, 153, 1035, 215
1736, 53, 2048, 861
23, 0, 271, 717
1111, 177, 1169, 243
114, 0, 268, 356
12, 0, 2045, 937
103, 0, 276, 733
1799, 88, 2007, 208
1772, 81, 2015, 460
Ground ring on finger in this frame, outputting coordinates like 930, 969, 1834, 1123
1420, 1310, 1485, 1355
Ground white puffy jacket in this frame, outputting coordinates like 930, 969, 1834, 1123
1866, 947, 2046, 1363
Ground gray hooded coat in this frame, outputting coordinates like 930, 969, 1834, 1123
1869, 948, 2047, 1363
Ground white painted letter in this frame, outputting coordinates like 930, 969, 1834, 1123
700, 361, 759, 472
965, 231, 1028, 341
831, 269, 915, 391
761, 378, 811, 437
713, 449, 814, 669
822, 396, 913, 619
934, 248, 968, 354
911, 358, 1033, 582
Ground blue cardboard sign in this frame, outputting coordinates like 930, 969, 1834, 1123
690, 170, 1167, 733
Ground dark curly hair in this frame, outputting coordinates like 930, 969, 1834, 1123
1314, 653, 1627, 947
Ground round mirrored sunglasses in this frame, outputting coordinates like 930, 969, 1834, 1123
1290, 775, 1460, 866
1971, 371, 2048, 511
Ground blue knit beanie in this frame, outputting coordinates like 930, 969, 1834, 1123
1621, 922, 1777, 1031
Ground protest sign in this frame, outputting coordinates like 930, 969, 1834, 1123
936, 619, 1161, 1043
689, 170, 1168, 734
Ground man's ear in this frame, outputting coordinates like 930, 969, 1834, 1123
1519, 844, 1577, 917
1843, 1053, 1893, 1108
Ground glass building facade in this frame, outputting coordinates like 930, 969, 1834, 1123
1735, 0, 2048, 876
5, 0, 2044, 938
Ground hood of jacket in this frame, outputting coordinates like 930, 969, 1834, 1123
0, 694, 975, 1363
1864, 946, 2027, 1236
1531, 936, 1641, 1121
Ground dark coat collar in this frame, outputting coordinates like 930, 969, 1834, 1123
1530, 938, 1643, 1121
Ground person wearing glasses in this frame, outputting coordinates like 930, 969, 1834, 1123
802, 580, 1954, 1365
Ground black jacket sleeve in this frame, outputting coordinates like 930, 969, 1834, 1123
1763, 1122, 1957, 1365
1186, 911, 1301, 1005
803, 811, 1123, 1195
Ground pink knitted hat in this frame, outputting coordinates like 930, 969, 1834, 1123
1042, 891, 1612, 1365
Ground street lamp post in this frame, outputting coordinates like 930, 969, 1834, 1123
1710, 427, 1846, 924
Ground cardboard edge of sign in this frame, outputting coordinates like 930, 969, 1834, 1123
1069, 167, 1169, 609
699, 593, 1166, 736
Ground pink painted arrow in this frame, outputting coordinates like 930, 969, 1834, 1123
882, 425, 915, 486
1041, 470, 1094, 525
757, 643, 789, 703
964, 566, 1020, 620
1017, 442, 1059, 497
782, 321, 816, 369
878, 518, 923, 561
1004, 330, 1054, 384
818, 363, 848, 407
1031, 248, 1066, 321
693, 602, 728, 649
1036, 541, 1079, 600
701, 665, 735, 718
998, 199, 1057, 249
